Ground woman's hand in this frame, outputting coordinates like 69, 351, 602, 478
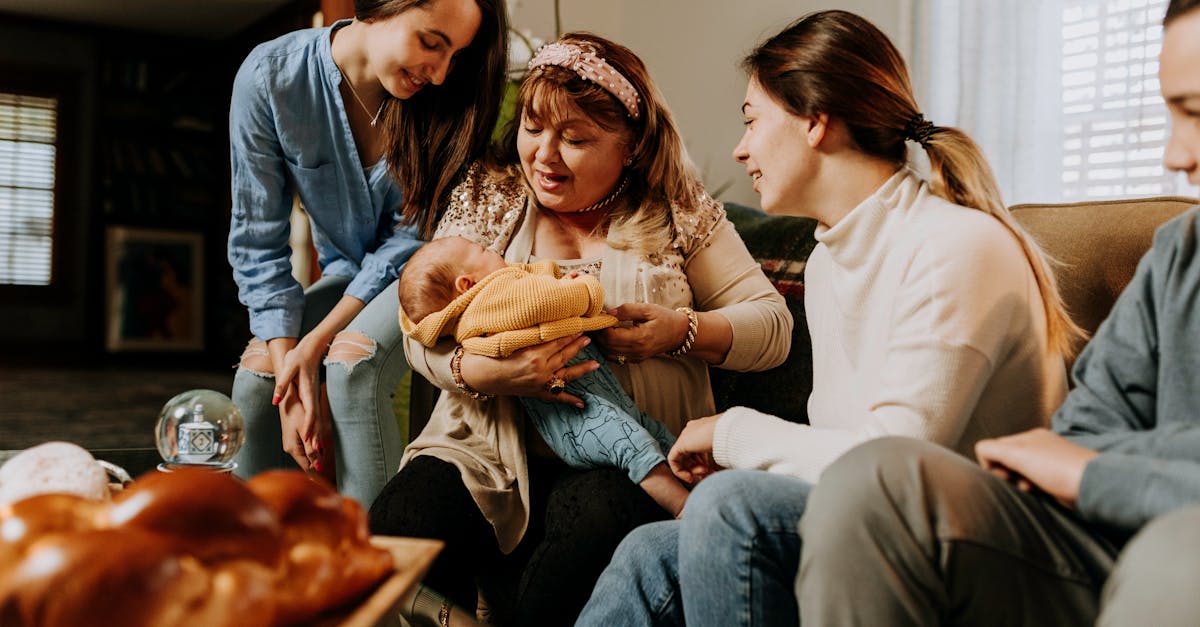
275, 382, 334, 475
269, 336, 328, 470
599, 303, 690, 363
667, 414, 724, 485
458, 333, 599, 407
275, 385, 308, 470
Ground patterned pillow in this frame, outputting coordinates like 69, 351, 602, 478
710, 203, 818, 425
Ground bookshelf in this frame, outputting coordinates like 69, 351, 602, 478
86, 2, 318, 364
93, 36, 233, 362
96, 47, 225, 228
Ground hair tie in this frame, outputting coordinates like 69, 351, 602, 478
528, 42, 641, 120
904, 113, 935, 146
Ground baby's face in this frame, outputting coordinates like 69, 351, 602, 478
459, 239, 507, 277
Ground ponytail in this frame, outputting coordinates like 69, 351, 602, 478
920, 125, 1088, 357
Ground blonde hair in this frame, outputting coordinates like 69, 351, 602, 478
744, 10, 1087, 357
496, 32, 706, 256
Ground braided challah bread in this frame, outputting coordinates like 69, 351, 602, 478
246, 471, 395, 626
0, 468, 393, 627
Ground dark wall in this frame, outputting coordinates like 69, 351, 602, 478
0, 22, 95, 350
0, 3, 316, 368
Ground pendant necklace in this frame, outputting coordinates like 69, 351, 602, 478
335, 62, 384, 127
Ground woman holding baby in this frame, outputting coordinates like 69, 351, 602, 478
368, 31, 791, 625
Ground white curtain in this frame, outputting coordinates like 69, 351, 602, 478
903, 0, 1064, 205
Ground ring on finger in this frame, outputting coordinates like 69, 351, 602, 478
545, 375, 566, 395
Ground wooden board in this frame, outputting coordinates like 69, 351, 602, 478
310, 536, 444, 627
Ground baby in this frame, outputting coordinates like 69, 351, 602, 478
399, 236, 689, 516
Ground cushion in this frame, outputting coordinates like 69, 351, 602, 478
710, 203, 819, 424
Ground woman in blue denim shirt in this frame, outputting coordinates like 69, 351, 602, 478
227, 0, 508, 508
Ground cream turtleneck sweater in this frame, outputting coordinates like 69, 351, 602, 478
713, 169, 1067, 481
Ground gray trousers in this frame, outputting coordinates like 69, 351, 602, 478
1098, 505, 1200, 626
798, 437, 1119, 627
799, 437, 1200, 626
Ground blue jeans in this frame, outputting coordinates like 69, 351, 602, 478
577, 469, 810, 627
522, 344, 676, 483
232, 274, 408, 507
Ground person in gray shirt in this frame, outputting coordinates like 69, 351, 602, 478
795, 1, 1200, 625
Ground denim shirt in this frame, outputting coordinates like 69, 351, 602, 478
228, 19, 421, 341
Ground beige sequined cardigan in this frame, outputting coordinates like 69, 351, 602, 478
401, 165, 793, 553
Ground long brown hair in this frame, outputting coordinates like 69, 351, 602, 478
495, 32, 704, 254
744, 9, 1086, 356
357, 0, 508, 238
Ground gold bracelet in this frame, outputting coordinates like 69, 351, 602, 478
667, 306, 698, 358
438, 601, 451, 627
451, 345, 493, 401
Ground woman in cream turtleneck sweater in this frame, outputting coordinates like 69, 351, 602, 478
579, 10, 1083, 627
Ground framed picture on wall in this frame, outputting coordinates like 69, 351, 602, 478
105, 226, 204, 352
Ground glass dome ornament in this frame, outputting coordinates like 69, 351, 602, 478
154, 390, 245, 472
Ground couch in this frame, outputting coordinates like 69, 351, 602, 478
402, 195, 1199, 440
1009, 196, 1199, 370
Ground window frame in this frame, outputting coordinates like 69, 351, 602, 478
0, 64, 80, 304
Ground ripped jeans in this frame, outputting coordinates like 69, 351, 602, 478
232, 274, 409, 507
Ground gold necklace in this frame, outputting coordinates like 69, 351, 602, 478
335, 62, 384, 127
577, 177, 629, 213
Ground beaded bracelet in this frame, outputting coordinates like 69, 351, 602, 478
667, 306, 698, 358
438, 602, 451, 627
451, 345, 494, 401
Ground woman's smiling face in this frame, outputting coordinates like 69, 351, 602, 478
363, 0, 482, 99
517, 103, 631, 214
732, 77, 820, 217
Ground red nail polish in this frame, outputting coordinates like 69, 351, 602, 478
271, 394, 282, 406
313, 459, 323, 472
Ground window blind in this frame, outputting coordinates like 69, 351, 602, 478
1060, 0, 1190, 200
0, 91, 58, 286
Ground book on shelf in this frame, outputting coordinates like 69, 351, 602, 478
168, 148, 194, 179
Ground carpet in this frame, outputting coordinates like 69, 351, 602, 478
0, 366, 235, 451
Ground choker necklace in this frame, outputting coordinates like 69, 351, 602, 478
335, 62, 385, 127
578, 177, 629, 213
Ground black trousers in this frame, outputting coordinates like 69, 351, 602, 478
368, 454, 668, 626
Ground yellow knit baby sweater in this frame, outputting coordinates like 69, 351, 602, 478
401, 259, 619, 357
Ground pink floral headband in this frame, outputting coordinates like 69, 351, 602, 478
527, 42, 642, 120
